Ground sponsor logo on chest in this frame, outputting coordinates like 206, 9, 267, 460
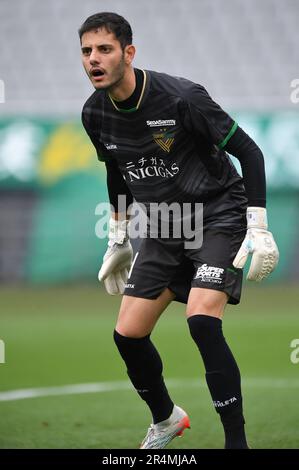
147, 120, 176, 153
146, 119, 176, 127
124, 157, 179, 182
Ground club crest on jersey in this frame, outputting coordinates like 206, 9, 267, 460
153, 128, 175, 153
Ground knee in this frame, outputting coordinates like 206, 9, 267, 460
113, 328, 148, 346
113, 329, 151, 357
115, 323, 149, 338
115, 310, 153, 339
187, 314, 223, 343
113, 329, 163, 377
186, 290, 228, 318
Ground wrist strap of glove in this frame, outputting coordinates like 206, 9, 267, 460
108, 218, 130, 246
247, 207, 268, 230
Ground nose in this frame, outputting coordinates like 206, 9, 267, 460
89, 48, 100, 66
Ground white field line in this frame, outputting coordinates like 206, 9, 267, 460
0, 377, 298, 402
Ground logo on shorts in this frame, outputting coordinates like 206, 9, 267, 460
194, 264, 224, 284
124, 283, 135, 289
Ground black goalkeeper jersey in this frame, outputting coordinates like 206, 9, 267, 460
82, 69, 247, 210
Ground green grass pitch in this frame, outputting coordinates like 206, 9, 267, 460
0, 284, 298, 449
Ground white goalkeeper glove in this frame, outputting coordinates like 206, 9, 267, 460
98, 218, 133, 295
233, 207, 279, 281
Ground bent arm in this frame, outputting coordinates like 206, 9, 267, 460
105, 159, 133, 220
225, 126, 266, 208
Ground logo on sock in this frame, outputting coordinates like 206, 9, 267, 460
213, 397, 237, 408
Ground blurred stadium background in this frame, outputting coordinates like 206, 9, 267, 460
0, 0, 298, 449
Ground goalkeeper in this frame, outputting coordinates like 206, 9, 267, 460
80, 12, 279, 449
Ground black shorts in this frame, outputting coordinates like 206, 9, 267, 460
124, 227, 247, 305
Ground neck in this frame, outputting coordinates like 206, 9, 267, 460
109, 66, 136, 101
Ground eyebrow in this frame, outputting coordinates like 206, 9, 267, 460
81, 44, 113, 51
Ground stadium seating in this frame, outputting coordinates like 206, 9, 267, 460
0, 0, 298, 115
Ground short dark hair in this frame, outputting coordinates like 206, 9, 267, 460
78, 12, 133, 50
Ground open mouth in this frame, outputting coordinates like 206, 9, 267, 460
90, 69, 105, 78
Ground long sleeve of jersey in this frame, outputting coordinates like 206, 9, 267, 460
181, 83, 266, 208
225, 126, 266, 208
82, 110, 133, 211
105, 159, 134, 213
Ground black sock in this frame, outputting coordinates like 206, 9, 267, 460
221, 408, 248, 449
113, 330, 174, 424
187, 314, 248, 449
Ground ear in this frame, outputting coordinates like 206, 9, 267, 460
124, 44, 136, 65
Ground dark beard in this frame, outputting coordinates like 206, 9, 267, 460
104, 55, 126, 92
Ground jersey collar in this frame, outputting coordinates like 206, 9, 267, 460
108, 70, 148, 113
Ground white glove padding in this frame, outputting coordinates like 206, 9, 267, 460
233, 207, 279, 282
98, 218, 133, 295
